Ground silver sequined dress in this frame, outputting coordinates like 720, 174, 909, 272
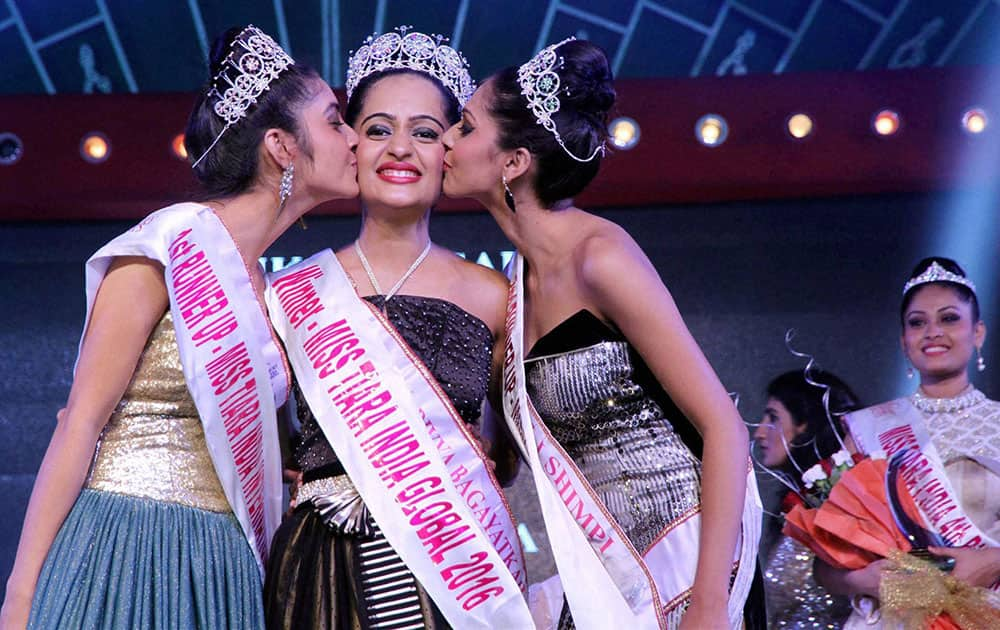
524, 310, 708, 627
763, 535, 851, 628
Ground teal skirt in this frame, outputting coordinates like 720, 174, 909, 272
29, 488, 264, 629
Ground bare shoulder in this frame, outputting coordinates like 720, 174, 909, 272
574, 219, 654, 291
438, 248, 509, 335
450, 251, 509, 293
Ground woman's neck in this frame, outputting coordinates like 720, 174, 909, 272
483, 195, 575, 273
355, 206, 432, 261
211, 186, 310, 263
918, 370, 972, 399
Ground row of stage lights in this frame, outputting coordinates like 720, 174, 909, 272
608, 106, 990, 150
0, 108, 990, 165
0, 131, 189, 165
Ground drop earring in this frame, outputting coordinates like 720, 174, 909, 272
502, 173, 516, 213
977, 347, 986, 372
278, 163, 294, 212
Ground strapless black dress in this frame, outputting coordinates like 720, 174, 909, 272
264, 295, 493, 630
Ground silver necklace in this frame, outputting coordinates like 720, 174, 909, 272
911, 385, 985, 414
354, 239, 431, 302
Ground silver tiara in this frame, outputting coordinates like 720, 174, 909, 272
191, 25, 295, 168
902, 261, 977, 295
346, 26, 474, 107
517, 37, 606, 163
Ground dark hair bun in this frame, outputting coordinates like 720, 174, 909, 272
557, 39, 615, 123
208, 26, 245, 78
185, 25, 320, 198
488, 39, 615, 206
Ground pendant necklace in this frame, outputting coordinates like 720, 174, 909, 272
354, 239, 432, 313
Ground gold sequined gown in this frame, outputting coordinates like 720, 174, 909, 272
28, 312, 264, 629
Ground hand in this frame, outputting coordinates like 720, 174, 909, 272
284, 469, 302, 514
678, 598, 729, 630
929, 546, 1000, 588
847, 558, 891, 598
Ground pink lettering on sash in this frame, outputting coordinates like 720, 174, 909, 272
270, 264, 326, 328
878, 425, 971, 547
278, 277, 517, 611
167, 230, 267, 562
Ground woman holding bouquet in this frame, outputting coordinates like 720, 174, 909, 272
754, 370, 859, 627
816, 257, 1000, 627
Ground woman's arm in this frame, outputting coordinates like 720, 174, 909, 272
579, 230, 748, 629
466, 262, 521, 486
0, 257, 168, 629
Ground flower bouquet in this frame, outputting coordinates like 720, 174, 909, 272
782, 450, 1000, 629
783, 450, 916, 569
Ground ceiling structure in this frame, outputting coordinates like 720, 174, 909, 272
2, 0, 999, 95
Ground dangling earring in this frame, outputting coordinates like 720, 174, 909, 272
277, 163, 306, 228
502, 173, 516, 213
906, 361, 914, 379
278, 163, 294, 211
977, 346, 986, 372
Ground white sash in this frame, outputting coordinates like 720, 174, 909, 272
80, 203, 286, 575
847, 399, 1000, 549
265, 249, 534, 628
501, 254, 761, 629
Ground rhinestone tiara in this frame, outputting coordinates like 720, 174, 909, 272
346, 26, 474, 107
191, 25, 295, 169
902, 261, 977, 295
517, 37, 606, 163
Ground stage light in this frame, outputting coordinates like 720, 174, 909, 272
962, 108, 988, 134
0, 132, 23, 165
695, 114, 728, 147
608, 117, 640, 150
80, 132, 110, 163
872, 109, 900, 136
172, 133, 188, 160
786, 113, 813, 139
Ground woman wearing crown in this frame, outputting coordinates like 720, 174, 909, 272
814, 257, 1000, 627
0, 26, 360, 629
439, 38, 763, 629
262, 28, 532, 630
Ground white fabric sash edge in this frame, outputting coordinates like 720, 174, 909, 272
265, 249, 533, 628
80, 203, 284, 575
847, 399, 1000, 550
501, 253, 760, 629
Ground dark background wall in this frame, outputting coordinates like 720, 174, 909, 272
2, 192, 998, 589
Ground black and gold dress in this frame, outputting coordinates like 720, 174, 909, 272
263, 295, 493, 630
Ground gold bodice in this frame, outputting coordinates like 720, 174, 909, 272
86, 311, 232, 513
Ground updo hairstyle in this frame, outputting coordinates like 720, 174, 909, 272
489, 39, 615, 206
344, 68, 462, 128
185, 26, 321, 197
899, 257, 980, 325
